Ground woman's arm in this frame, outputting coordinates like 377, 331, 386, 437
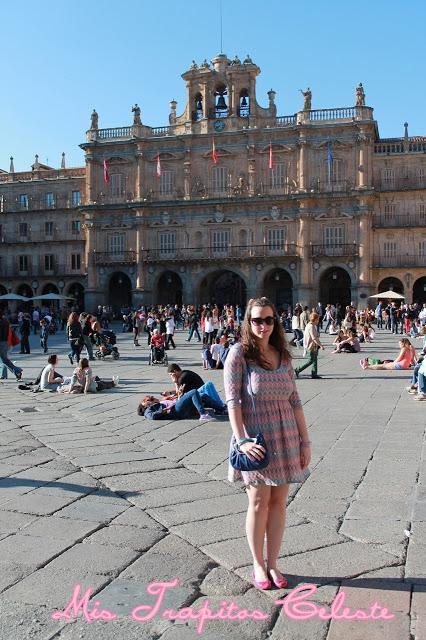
293, 407, 311, 469
393, 348, 406, 363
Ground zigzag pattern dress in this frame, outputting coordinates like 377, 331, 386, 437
224, 343, 310, 486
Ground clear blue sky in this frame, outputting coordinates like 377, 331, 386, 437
1, 0, 425, 171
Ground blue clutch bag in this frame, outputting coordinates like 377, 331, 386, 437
229, 433, 269, 471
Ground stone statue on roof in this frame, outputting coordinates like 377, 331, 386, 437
132, 104, 142, 125
356, 83, 366, 107
300, 88, 312, 111
90, 109, 98, 130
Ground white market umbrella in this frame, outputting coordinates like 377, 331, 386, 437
0, 293, 30, 301
369, 290, 405, 300
30, 293, 75, 301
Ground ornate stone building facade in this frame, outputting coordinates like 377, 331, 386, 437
1, 54, 425, 311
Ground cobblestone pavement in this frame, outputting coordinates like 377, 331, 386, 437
0, 326, 425, 640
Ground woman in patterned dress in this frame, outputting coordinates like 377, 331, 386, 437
224, 297, 311, 590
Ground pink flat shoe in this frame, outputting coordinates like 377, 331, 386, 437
252, 571, 271, 590
268, 570, 288, 589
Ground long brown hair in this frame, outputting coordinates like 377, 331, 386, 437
241, 297, 291, 367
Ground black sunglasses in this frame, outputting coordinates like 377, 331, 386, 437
250, 316, 275, 326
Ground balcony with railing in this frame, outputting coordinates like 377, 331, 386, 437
309, 179, 352, 194
373, 177, 426, 192
373, 255, 426, 268
306, 107, 373, 122
0, 193, 84, 212
141, 243, 299, 263
374, 138, 426, 154
311, 244, 359, 258
373, 213, 426, 228
93, 251, 137, 266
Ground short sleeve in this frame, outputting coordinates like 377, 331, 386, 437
223, 343, 246, 409
287, 362, 303, 410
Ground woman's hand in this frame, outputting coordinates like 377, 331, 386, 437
239, 440, 266, 461
300, 444, 311, 469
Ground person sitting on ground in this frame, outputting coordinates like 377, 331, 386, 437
333, 328, 361, 353
40, 354, 65, 391
150, 328, 165, 362
332, 329, 346, 347
360, 338, 417, 370
166, 363, 227, 413
358, 324, 372, 343
201, 344, 216, 370
138, 390, 215, 421
58, 357, 117, 394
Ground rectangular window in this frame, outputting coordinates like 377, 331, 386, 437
418, 202, 426, 223
71, 254, 81, 270
46, 192, 55, 208
212, 167, 228, 194
383, 242, 397, 258
324, 226, 344, 246
0, 194, 4, 213
44, 254, 54, 271
270, 163, 286, 189
20, 194, 29, 209
71, 220, 81, 234
382, 169, 395, 187
19, 222, 28, 237
159, 232, 176, 255
108, 234, 125, 255
160, 171, 174, 196
45, 221, 53, 236
110, 174, 125, 197
384, 203, 396, 222
267, 228, 286, 251
72, 190, 81, 206
212, 229, 230, 255
19, 255, 28, 271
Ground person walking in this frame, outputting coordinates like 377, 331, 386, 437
32, 308, 40, 334
67, 312, 83, 365
19, 313, 31, 354
186, 310, 201, 342
224, 296, 311, 590
0, 310, 23, 381
295, 312, 325, 379
165, 314, 176, 349
80, 313, 95, 360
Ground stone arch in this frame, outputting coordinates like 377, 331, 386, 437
16, 283, 33, 299
108, 272, 132, 312
67, 282, 85, 311
0, 284, 7, 296
377, 277, 404, 295
412, 277, 426, 304
263, 268, 293, 310
198, 269, 247, 307
41, 283, 59, 295
319, 267, 352, 307
155, 271, 183, 306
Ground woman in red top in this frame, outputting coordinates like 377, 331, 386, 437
151, 329, 165, 362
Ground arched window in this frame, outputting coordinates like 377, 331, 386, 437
193, 93, 203, 121
239, 89, 250, 117
214, 84, 228, 118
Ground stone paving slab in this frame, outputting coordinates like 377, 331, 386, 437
1, 328, 425, 640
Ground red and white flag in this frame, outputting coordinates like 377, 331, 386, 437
103, 159, 110, 183
269, 142, 274, 170
212, 138, 218, 164
156, 154, 162, 177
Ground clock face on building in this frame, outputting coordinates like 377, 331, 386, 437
213, 120, 226, 132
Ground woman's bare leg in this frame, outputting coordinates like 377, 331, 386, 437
246, 485, 270, 581
266, 485, 289, 581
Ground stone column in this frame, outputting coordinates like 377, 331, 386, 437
135, 214, 144, 290
298, 140, 307, 192
135, 152, 143, 200
184, 150, 191, 200
296, 211, 312, 305
248, 153, 256, 196
85, 156, 94, 203
357, 131, 367, 189
359, 212, 371, 284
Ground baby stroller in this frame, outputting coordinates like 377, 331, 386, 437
94, 330, 120, 360
148, 344, 168, 366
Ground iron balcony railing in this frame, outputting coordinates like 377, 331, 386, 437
141, 244, 299, 263
373, 178, 426, 191
373, 213, 426, 228
93, 251, 137, 266
373, 255, 426, 268
309, 179, 352, 194
311, 244, 359, 258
